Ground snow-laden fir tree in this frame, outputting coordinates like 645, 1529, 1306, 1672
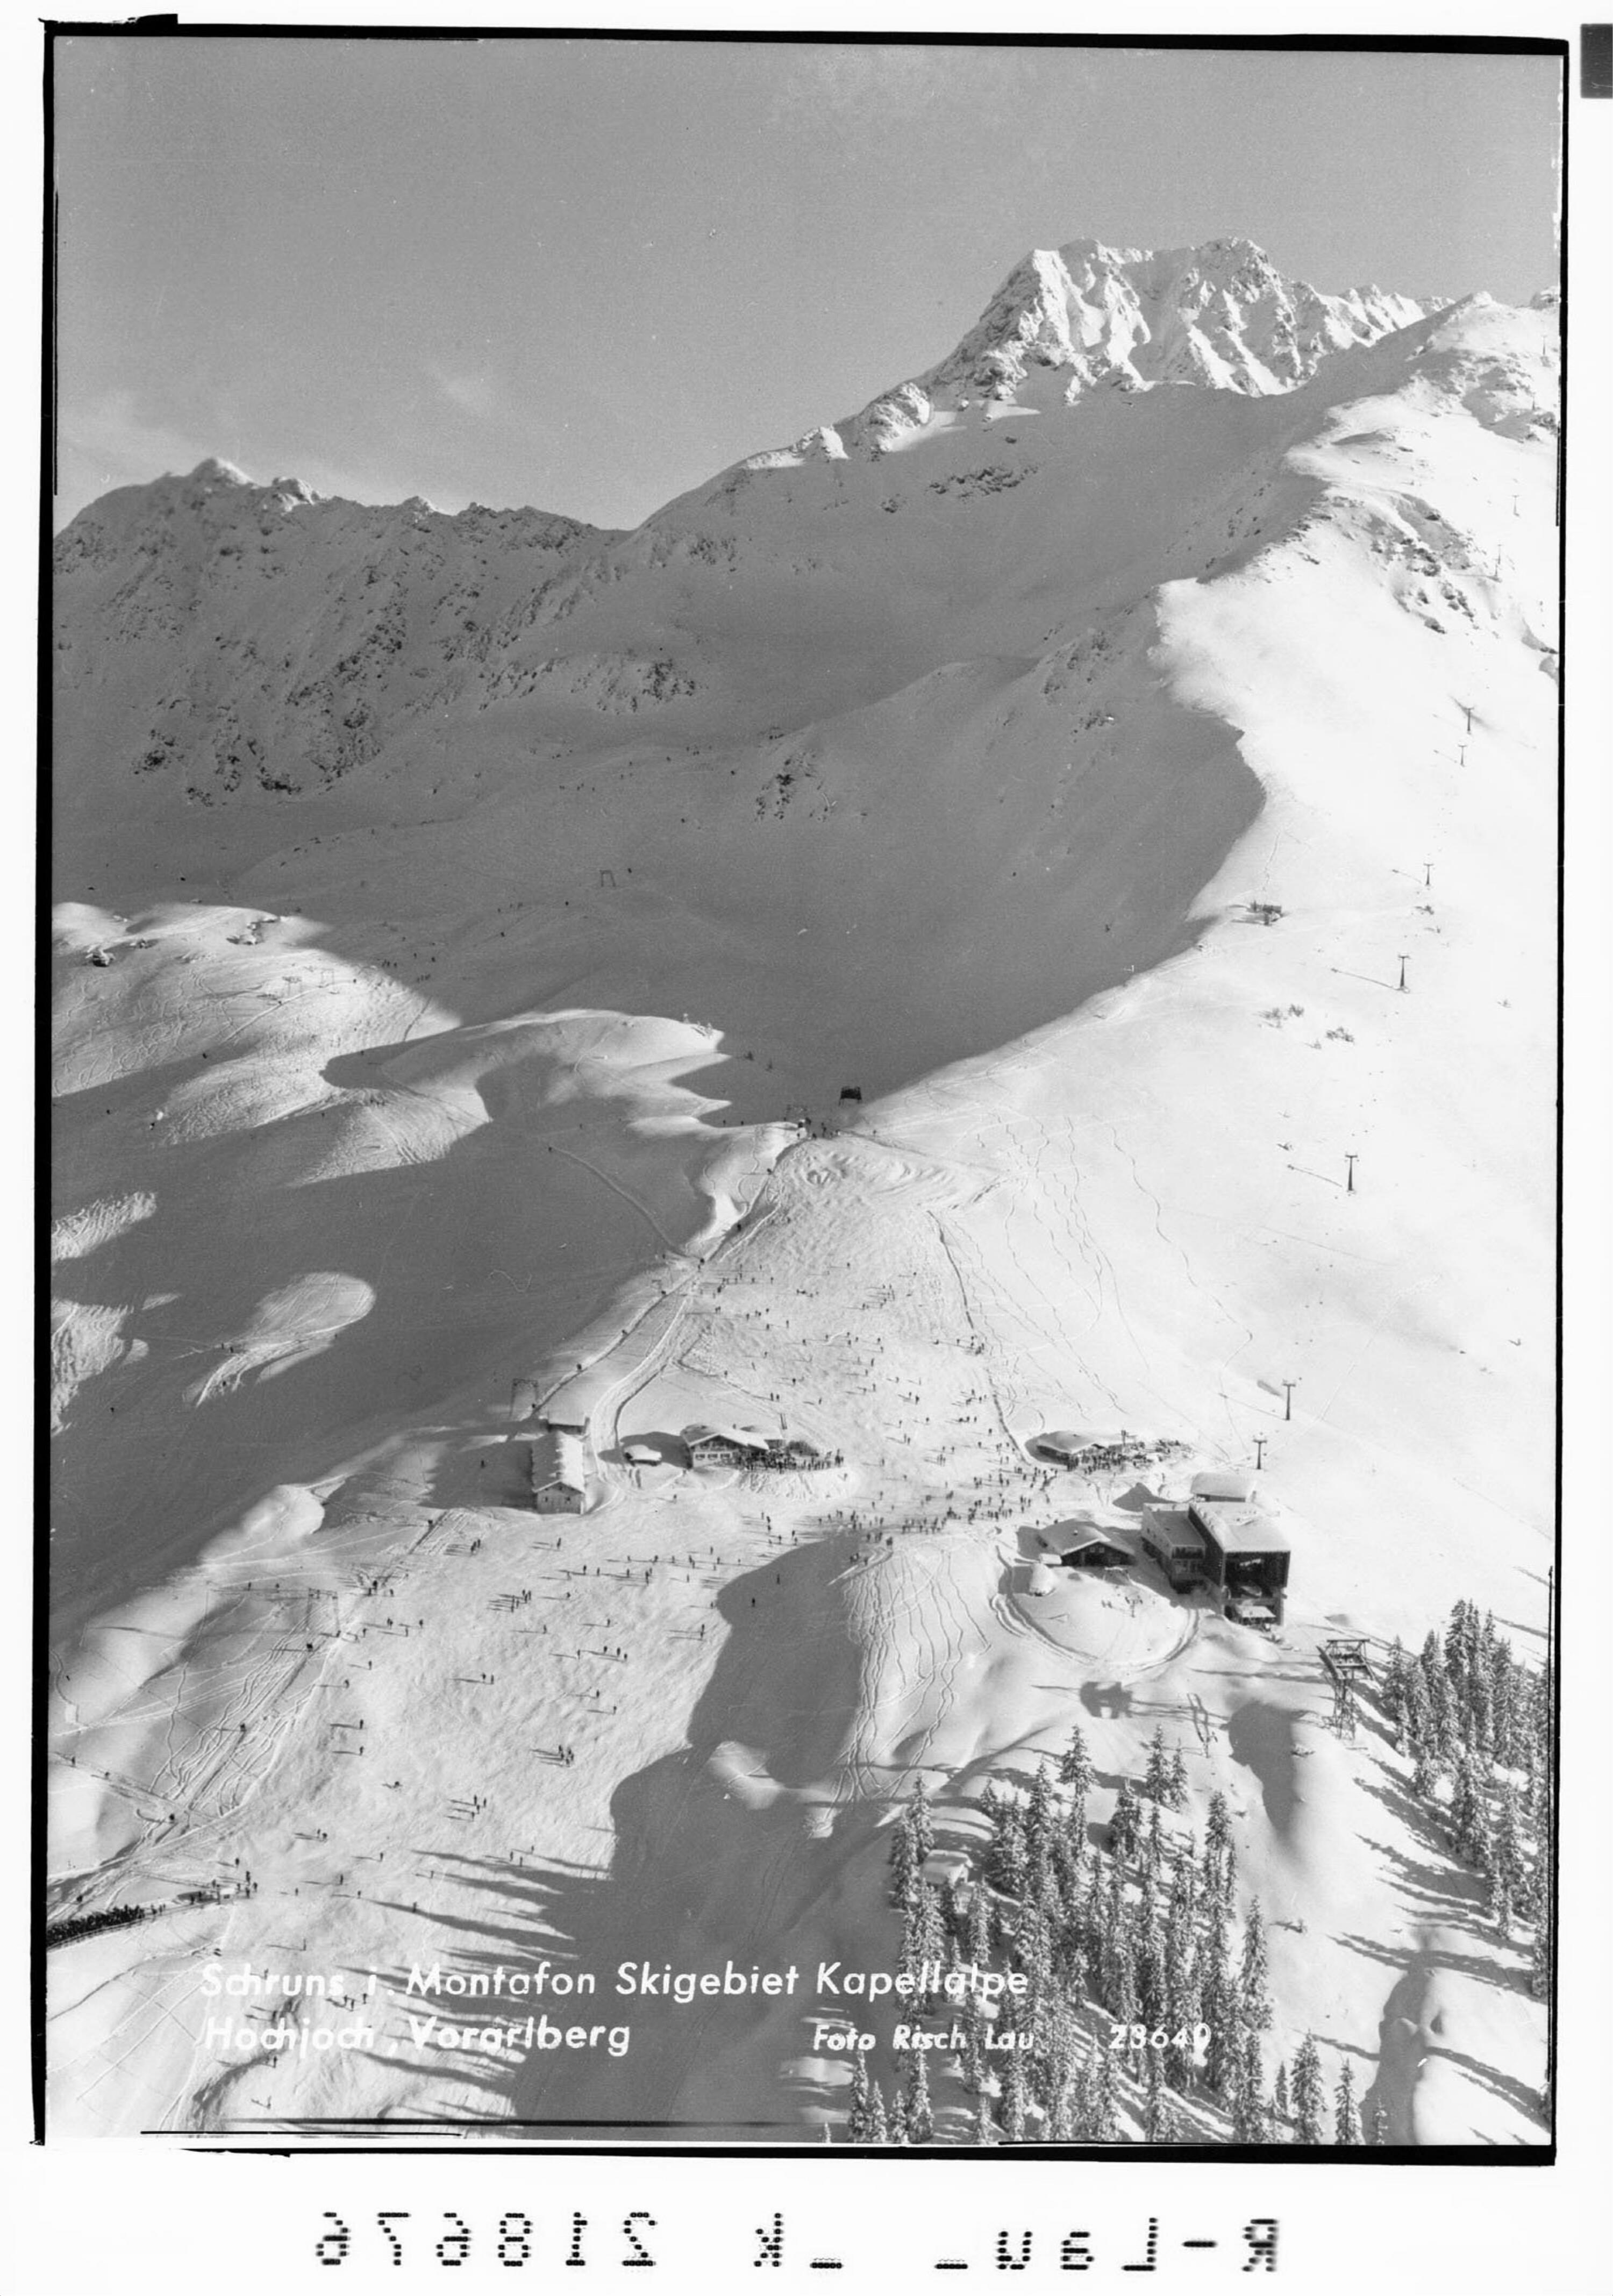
1238, 1897, 1273, 2030
1059, 1723, 1095, 1799
1000, 2051, 1030, 2143
1197, 1901, 1236, 2095
1143, 1725, 1174, 1805
1025, 1760, 1055, 1864
1166, 1742, 1190, 1809
911, 1780, 935, 1867
887, 1803, 920, 1905
963, 1998, 990, 2093
966, 1874, 993, 1975
1104, 1899, 1139, 2027
1109, 1778, 1141, 1859
1231, 2030, 1268, 2142
888, 2084, 910, 2145
846, 2051, 873, 2141
1333, 2058, 1361, 2145
1143, 2042, 1167, 2141
987, 1802, 1029, 1896
1450, 1751, 1494, 1873
1137, 1921, 1168, 2034
1290, 2035, 1325, 2143
866, 2078, 889, 2145
1091, 2037, 1120, 2141
1272, 2059, 1289, 2125
905, 2051, 934, 2145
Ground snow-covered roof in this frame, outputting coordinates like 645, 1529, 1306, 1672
532, 1427, 587, 1490
1041, 1519, 1128, 1556
1142, 1503, 1205, 1550
682, 1422, 773, 1451
1190, 1470, 1258, 1503
1190, 1503, 1289, 1555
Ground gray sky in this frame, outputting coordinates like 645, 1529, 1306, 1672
54, 37, 1562, 531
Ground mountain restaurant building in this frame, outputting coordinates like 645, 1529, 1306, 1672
1186, 1494, 1291, 1626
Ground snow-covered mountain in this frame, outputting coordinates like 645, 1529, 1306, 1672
49, 241, 1560, 2146
745, 237, 1429, 467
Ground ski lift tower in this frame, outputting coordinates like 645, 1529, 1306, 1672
1320, 1637, 1373, 1738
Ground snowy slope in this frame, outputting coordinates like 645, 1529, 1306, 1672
48, 245, 1558, 2144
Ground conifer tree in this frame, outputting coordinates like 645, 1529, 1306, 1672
1162, 1898, 1197, 2093
1051, 1821, 1085, 1905
1204, 1791, 1233, 1908
1197, 1901, 1236, 2095
911, 1781, 935, 1867
1109, 1778, 1141, 1860
906, 2051, 934, 2146
966, 1879, 992, 1976
1333, 2059, 1361, 2146
946, 1875, 972, 1951
1137, 1924, 1168, 2035
1232, 2031, 1267, 2142
1419, 1625, 1444, 1686
1368, 2104, 1389, 2145
1166, 1742, 1190, 1809
866, 2078, 889, 2145
1205, 1789, 1233, 1864
962, 1999, 990, 2093
1238, 1898, 1273, 2030
1143, 2043, 1166, 2141
1059, 1723, 1095, 1799
888, 1803, 919, 1904
1530, 1906, 1552, 2002
1105, 1901, 1139, 2027
1091, 2037, 1120, 2141
1061, 2051, 1090, 2140
1402, 1668, 1431, 1757
1001, 2051, 1030, 2143
847, 2052, 873, 2142
1290, 2035, 1324, 2143
1177, 1834, 1200, 1926
972, 2091, 996, 2147
988, 1806, 1029, 1897
888, 2085, 910, 2145
1273, 2060, 1290, 2124
1025, 1761, 1055, 1865
1144, 1725, 1173, 1804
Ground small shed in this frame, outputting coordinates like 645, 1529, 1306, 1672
922, 1849, 971, 1892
